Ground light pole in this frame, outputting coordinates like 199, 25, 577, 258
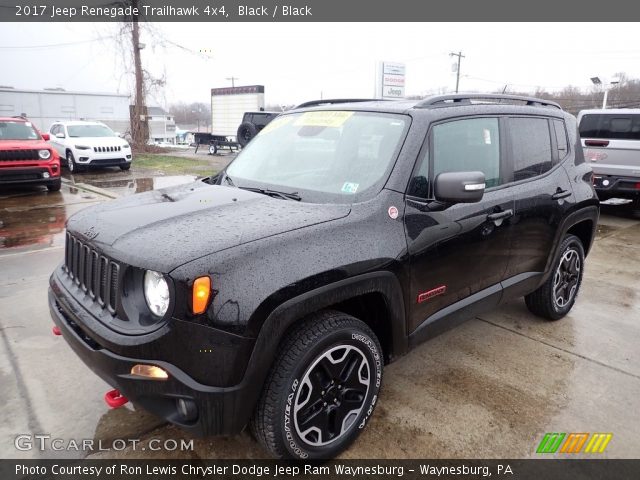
591, 76, 620, 109
191, 108, 202, 132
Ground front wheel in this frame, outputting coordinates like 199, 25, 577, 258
120, 163, 131, 171
525, 234, 585, 320
47, 178, 62, 192
251, 311, 383, 459
67, 151, 82, 173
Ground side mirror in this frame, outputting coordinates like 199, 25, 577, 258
434, 171, 486, 203
41, 133, 50, 141
55, 133, 65, 139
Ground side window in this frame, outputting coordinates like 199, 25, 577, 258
508, 117, 553, 181
433, 117, 501, 188
553, 119, 568, 161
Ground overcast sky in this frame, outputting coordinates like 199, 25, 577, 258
2, 22, 640, 108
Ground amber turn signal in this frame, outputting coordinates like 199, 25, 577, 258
192, 276, 211, 315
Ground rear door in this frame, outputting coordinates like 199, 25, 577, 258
579, 112, 640, 178
501, 116, 574, 295
405, 116, 514, 334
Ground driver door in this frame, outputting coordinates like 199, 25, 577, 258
405, 116, 515, 335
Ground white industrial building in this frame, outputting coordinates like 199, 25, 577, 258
211, 85, 265, 137
147, 106, 177, 144
0, 87, 131, 134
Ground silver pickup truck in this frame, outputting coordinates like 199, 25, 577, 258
578, 109, 640, 206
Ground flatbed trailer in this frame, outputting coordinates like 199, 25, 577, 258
193, 133, 240, 155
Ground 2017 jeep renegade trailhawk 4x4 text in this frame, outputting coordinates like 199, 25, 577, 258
49, 95, 599, 459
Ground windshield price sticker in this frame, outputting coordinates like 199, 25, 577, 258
295, 111, 354, 128
259, 116, 293, 135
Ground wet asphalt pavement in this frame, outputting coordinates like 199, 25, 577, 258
1, 170, 639, 460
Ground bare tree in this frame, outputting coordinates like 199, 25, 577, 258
129, 0, 148, 147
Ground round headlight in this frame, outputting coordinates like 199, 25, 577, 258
38, 149, 51, 159
144, 270, 170, 317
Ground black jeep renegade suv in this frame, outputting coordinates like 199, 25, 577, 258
49, 94, 599, 459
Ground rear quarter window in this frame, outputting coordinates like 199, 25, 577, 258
508, 117, 553, 181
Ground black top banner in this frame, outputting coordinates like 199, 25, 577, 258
2, 0, 640, 22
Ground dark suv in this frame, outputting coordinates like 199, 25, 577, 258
49, 95, 599, 459
236, 111, 280, 147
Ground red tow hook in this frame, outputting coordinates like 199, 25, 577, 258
52, 325, 62, 336
104, 389, 129, 408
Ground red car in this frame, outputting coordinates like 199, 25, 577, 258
0, 116, 61, 191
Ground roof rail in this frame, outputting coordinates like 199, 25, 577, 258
294, 98, 384, 109
416, 94, 562, 110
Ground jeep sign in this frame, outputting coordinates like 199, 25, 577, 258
375, 61, 406, 99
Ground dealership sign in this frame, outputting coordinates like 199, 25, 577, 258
375, 61, 406, 99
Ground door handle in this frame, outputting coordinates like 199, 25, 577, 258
552, 189, 571, 200
487, 209, 513, 221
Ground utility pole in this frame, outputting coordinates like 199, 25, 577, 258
450, 51, 465, 94
226, 76, 239, 87
131, 0, 148, 146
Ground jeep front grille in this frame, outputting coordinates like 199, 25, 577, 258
93, 146, 121, 153
64, 233, 120, 313
0, 149, 39, 161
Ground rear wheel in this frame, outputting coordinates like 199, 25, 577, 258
525, 234, 585, 320
251, 311, 383, 459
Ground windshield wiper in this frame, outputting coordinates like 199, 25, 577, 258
224, 173, 235, 186
238, 186, 302, 201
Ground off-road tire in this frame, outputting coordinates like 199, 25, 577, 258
525, 234, 585, 320
120, 164, 131, 171
251, 310, 383, 459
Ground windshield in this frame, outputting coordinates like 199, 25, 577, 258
67, 124, 115, 138
226, 111, 409, 202
0, 121, 41, 140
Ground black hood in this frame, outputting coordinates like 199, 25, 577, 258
67, 181, 351, 272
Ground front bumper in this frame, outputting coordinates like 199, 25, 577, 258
75, 155, 132, 168
593, 174, 640, 200
0, 165, 60, 186
48, 269, 256, 436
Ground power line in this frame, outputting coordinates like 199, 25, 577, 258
0, 36, 116, 50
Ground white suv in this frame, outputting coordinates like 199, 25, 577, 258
48, 121, 132, 172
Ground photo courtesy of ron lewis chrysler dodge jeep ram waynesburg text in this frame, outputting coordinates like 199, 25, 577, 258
49, 95, 598, 459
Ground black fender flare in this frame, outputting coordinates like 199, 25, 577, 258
231, 271, 407, 429
542, 204, 599, 283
